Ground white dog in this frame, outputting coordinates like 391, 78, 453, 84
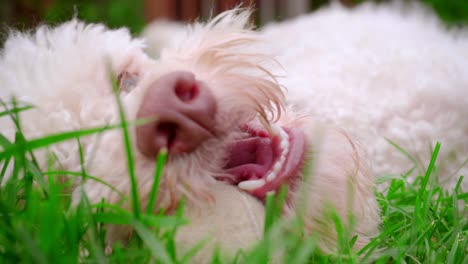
1, 2, 466, 262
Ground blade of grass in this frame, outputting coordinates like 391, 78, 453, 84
164, 199, 187, 260
263, 185, 287, 235
179, 238, 209, 264
0, 104, 34, 118
43, 170, 126, 199
0, 133, 12, 148
24, 158, 48, 194
16, 228, 48, 264
146, 148, 167, 215
1, 99, 41, 169
131, 218, 173, 264
0, 156, 11, 185
0, 120, 148, 160
288, 237, 317, 264
420, 142, 441, 196
77, 195, 107, 263
385, 138, 419, 174
264, 192, 276, 235
110, 73, 140, 220
420, 143, 441, 222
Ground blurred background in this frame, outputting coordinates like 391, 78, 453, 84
1, 0, 468, 38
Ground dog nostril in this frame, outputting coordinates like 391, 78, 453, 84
175, 82, 199, 102
155, 122, 178, 149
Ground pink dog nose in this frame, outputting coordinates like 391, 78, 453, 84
136, 71, 217, 157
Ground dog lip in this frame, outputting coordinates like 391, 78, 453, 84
222, 125, 307, 200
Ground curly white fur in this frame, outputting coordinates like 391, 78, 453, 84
262, 3, 468, 187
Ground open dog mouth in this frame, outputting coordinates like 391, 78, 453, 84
221, 124, 307, 200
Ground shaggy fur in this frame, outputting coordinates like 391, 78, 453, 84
261, 3, 468, 188
1, 2, 466, 262
141, 20, 186, 58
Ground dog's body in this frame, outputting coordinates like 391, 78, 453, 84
1, 2, 467, 262
262, 3, 468, 186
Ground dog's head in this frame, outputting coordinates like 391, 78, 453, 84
0, 9, 307, 213
133, 9, 309, 210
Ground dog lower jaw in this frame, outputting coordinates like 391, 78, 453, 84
223, 124, 307, 201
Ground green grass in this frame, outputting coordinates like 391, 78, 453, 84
0, 99, 467, 263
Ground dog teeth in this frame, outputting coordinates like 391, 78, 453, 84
238, 125, 291, 191
280, 140, 289, 150
265, 126, 290, 182
272, 162, 282, 173
266, 172, 277, 182
238, 179, 266, 191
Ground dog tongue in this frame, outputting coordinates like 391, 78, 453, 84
224, 136, 274, 183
